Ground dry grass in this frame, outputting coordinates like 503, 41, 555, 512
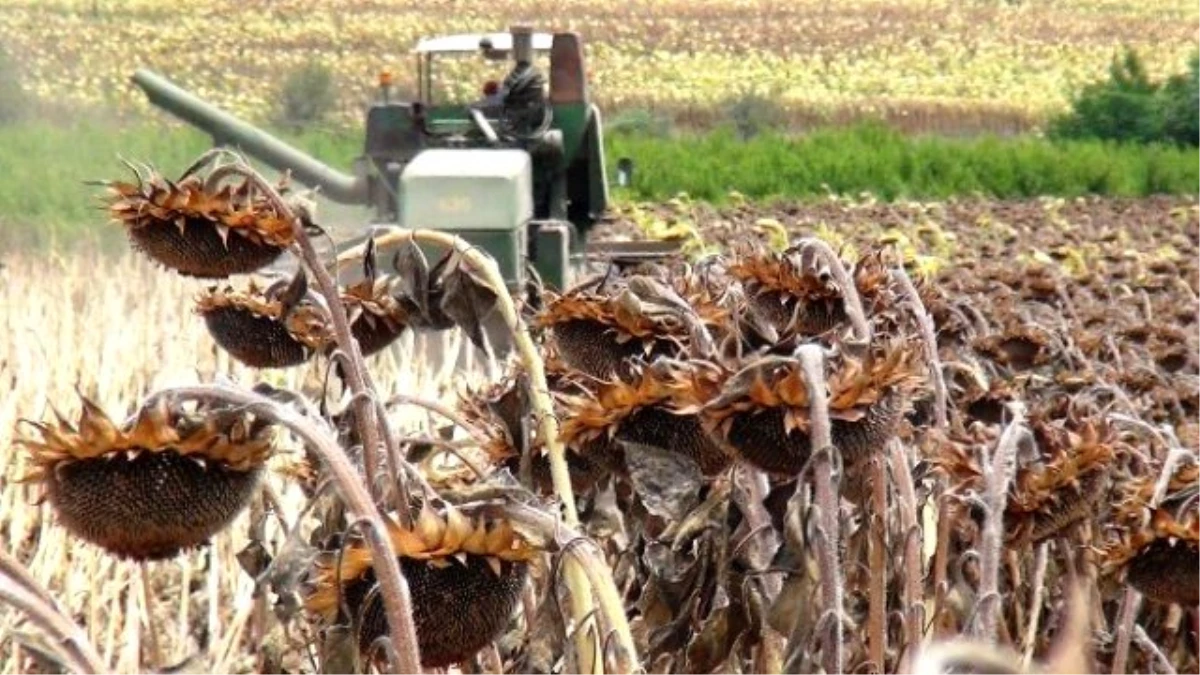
0, 246, 489, 674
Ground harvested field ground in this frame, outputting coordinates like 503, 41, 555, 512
1, 191, 1198, 673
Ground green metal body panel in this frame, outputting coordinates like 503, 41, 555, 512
443, 229, 525, 290
551, 102, 588, 164
398, 148, 530, 289
532, 221, 571, 290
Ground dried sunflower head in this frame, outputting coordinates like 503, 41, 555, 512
533, 272, 714, 379
101, 163, 296, 278
196, 272, 331, 369
15, 394, 275, 560
557, 358, 731, 476
972, 315, 1056, 372
341, 275, 411, 358
1005, 416, 1116, 546
455, 364, 608, 495
1101, 504, 1199, 606
926, 416, 1117, 549
304, 503, 537, 668
725, 242, 893, 339
698, 337, 926, 475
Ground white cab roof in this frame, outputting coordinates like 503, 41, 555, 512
414, 32, 554, 54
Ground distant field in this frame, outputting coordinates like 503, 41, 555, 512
1, 0, 1197, 134
0, 120, 1195, 249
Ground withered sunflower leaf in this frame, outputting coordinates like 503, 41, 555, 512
391, 239, 431, 316
363, 235, 378, 283
684, 584, 734, 673
278, 268, 309, 316
236, 539, 272, 581
439, 258, 500, 352
622, 440, 703, 523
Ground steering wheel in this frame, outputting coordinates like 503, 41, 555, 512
467, 107, 501, 145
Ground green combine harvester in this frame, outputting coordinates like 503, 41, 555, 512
131, 24, 678, 295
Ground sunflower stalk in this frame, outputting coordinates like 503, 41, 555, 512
792, 238, 872, 349
888, 439, 924, 672
795, 343, 844, 674
0, 550, 108, 675
142, 384, 423, 673
337, 228, 634, 673
971, 400, 1029, 641
867, 454, 888, 672
890, 267, 947, 429
200, 153, 408, 520
482, 501, 642, 673
1020, 542, 1050, 669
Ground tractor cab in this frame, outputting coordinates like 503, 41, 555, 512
412, 30, 556, 144
359, 25, 612, 292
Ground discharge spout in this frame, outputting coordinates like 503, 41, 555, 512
131, 68, 369, 205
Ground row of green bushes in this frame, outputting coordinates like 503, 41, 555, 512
1, 118, 1194, 251
608, 122, 1198, 202
1049, 48, 1198, 147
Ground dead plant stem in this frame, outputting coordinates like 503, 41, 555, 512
145, 384, 423, 673
794, 238, 872, 349
336, 228, 616, 671
796, 344, 844, 674
888, 439, 924, 672
0, 551, 107, 674
1111, 588, 1141, 675
1020, 542, 1049, 669
972, 401, 1028, 640
891, 267, 948, 428
867, 455, 888, 673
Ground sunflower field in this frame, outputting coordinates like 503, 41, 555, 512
0, 0, 1197, 133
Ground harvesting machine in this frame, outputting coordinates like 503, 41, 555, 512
131, 24, 674, 294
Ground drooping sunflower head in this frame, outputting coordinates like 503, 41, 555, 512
557, 358, 731, 476
973, 320, 1057, 372
14, 393, 276, 560
341, 275, 411, 357
1099, 499, 1200, 605
101, 163, 297, 278
304, 503, 538, 668
455, 361, 609, 495
724, 242, 895, 339
925, 415, 1118, 550
533, 272, 713, 379
700, 337, 926, 475
1004, 416, 1117, 547
195, 273, 332, 369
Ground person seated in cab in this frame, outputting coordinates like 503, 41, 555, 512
477, 80, 503, 110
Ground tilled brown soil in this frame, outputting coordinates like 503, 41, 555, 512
560, 194, 1199, 672
598, 195, 1198, 267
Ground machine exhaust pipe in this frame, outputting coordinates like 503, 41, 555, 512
511, 24, 534, 64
